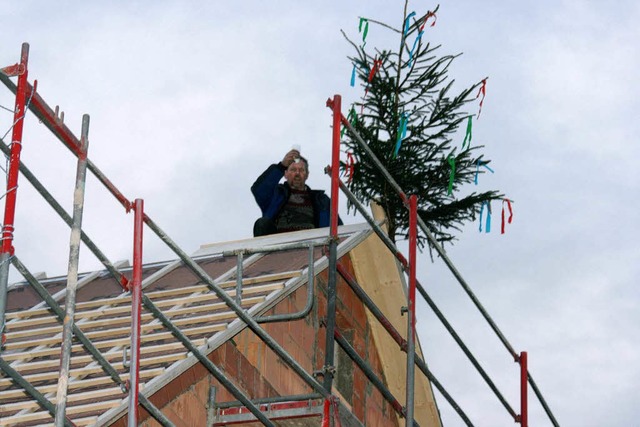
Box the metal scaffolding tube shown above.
[333,327,417,426]
[235,250,244,306]
[222,239,329,256]
[0,42,30,346]
[128,199,144,426]
[0,356,76,427]
[336,264,473,426]
[142,214,330,400]
[214,393,322,409]
[338,179,518,421]
[322,94,342,394]
[405,195,417,427]
[140,294,276,427]
[55,114,89,427]
[256,243,315,323]
[0,137,128,289]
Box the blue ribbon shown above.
[350,63,356,87]
[393,112,409,158]
[407,30,424,68]
[404,11,416,36]
[479,201,491,233]
[474,160,495,185]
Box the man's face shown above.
[284,160,308,190]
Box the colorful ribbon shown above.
[407,30,424,68]
[406,10,437,68]
[447,155,455,195]
[346,151,355,183]
[479,201,491,233]
[474,159,495,184]
[423,10,437,28]
[350,63,356,87]
[368,57,382,82]
[476,78,488,118]
[462,116,473,150]
[347,105,358,127]
[403,11,417,36]
[359,18,369,47]
[342,106,358,138]
[393,112,409,158]
[501,198,513,234]
[363,57,383,103]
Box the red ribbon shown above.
[367,57,382,83]
[421,10,437,30]
[346,152,355,183]
[501,198,513,234]
[363,57,382,108]
[476,78,487,118]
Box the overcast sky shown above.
[1,1,638,426]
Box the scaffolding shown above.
[0,43,560,426]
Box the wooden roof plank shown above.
[0,398,122,425]
[5,292,270,340]
[0,368,164,400]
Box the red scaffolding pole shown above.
[329,94,341,238]
[519,351,528,427]
[0,42,31,346]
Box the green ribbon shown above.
[342,106,358,138]
[447,155,455,195]
[462,116,472,150]
[359,18,369,47]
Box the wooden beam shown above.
[0,398,122,425]
[2,321,225,351]
[0,368,164,400]
[0,351,189,388]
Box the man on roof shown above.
[251,148,342,237]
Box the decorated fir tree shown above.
[341,4,503,247]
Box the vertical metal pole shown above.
[0,43,29,346]
[129,199,144,426]
[55,114,90,426]
[520,351,528,427]
[323,95,341,393]
[405,195,417,426]
[235,251,243,306]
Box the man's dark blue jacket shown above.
[251,163,341,228]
